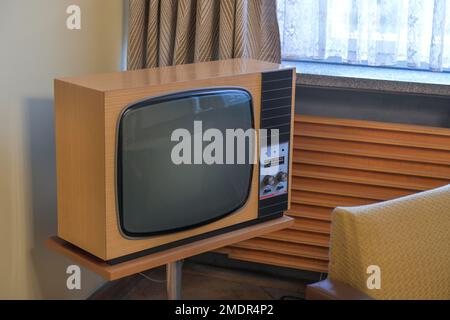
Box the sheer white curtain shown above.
[277,0,450,71]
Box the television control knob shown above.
[263,175,276,186]
[276,171,288,182]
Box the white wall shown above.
[0,0,124,299]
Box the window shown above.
[277,0,450,72]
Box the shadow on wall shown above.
[24,97,104,299]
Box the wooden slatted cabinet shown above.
[219,115,450,273]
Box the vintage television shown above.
[54,59,295,264]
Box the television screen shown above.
[118,89,254,237]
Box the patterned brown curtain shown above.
[127,0,281,70]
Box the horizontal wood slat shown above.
[297,114,450,136]
[294,136,450,165]
[232,238,330,260]
[293,150,450,179]
[261,229,330,247]
[227,248,329,273]
[220,115,450,274]
[292,176,412,201]
[293,163,447,191]
[290,217,331,234]
[295,122,450,151]
[288,204,332,221]
[291,190,376,207]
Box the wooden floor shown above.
[89,261,306,300]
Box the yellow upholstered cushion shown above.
[328,185,450,300]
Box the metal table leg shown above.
[166,260,183,300]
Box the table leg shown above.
[166,260,183,300]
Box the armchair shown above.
[306,185,450,300]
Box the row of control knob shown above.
[262,172,288,186]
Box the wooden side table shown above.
[47,216,293,300]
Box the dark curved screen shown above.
[118,89,254,237]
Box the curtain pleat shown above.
[195,0,220,62]
[146,0,161,68]
[158,0,177,66]
[174,0,196,65]
[127,0,281,70]
[218,0,236,60]
[127,0,148,69]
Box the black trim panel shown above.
[258,69,294,218]
[262,106,292,119]
[262,88,295,101]
[259,202,289,217]
[262,97,292,110]
[260,193,289,208]
[262,69,294,82]
[261,115,292,128]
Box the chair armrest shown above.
[306,279,374,300]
